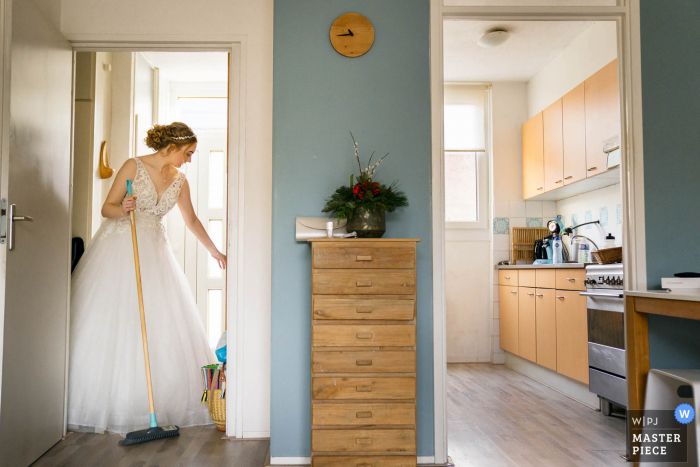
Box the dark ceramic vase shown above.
[346,207,386,238]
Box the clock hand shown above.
[337,29,354,37]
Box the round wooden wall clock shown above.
[330,13,375,58]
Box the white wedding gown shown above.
[68,158,215,434]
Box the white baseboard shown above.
[504,352,599,408]
[270,456,437,466]
[243,431,270,438]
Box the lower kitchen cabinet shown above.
[518,288,537,363]
[498,285,519,354]
[535,288,557,371]
[555,289,589,384]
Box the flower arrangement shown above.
[322,134,408,223]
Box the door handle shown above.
[356,332,373,339]
[356,281,372,287]
[536,294,544,297]
[564,176,573,180]
[356,307,373,313]
[537,187,544,191]
[356,255,372,261]
[511,291,517,294]
[588,166,598,171]
[555,180,563,184]
[527,292,534,296]
[356,411,373,418]
[556,296,565,300]
[356,359,373,366]
[8,203,34,251]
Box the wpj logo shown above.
[629,405,692,463]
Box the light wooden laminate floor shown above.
[32,425,269,467]
[447,363,626,467]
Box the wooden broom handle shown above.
[129,202,156,416]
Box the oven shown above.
[583,263,626,414]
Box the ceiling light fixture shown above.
[477,29,511,48]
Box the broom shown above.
[121,179,180,446]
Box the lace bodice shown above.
[99,158,186,240]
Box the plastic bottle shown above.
[552,236,563,264]
[604,233,616,249]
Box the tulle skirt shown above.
[67,218,216,434]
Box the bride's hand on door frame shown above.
[212,250,227,270]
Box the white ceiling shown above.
[141,52,229,83]
[443,21,594,82]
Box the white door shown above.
[167,132,227,347]
[0,1,73,465]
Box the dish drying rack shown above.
[511,227,549,265]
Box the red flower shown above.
[358,194,363,199]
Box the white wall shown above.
[527,21,618,118]
[133,53,154,158]
[60,0,274,437]
[91,52,112,239]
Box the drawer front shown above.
[312,429,416,454]
[313,325,415,348]
[519,269,536,287]
[498,270,518,287]
[314,298,414,320]
[556,269,586,291]
[313,402,415,426]
[313,244,415,269]
[313,456,416,467]
[313,271,415,295]
[536,269,556,289]
[312,377,415,400]
[313,350,416,373]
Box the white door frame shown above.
[70,36,247,439]
[430,1,646,463]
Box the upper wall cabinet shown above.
[562,83,587,185]
[522,112,544,199]
[523,59,620,200]
[543,99,564,192]
[585,59,620,177]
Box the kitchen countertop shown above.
[497,263,586,270]
[625,289,700,303]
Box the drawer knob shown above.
[403,283,408,287]
[566,278,576,281]
[536,294,544,297]
[315,310,326,316]
[356,255,372,261]
[527,292,534,296]
[356,281,372,287]
[556,296,565,300]
[356,307,373,314]
[356,385,372,392]
[504,276,510,279]
[356,438,372,445]
[356,411,373,418]
[356,332,373,340]
[356,359,373,366]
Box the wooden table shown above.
[625,290,700,413]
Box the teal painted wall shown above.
[271,0,433,458]
[640,0,700,368]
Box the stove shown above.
[583,263,626,414]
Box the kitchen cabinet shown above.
[555,289,589,384]
[518,288,537,363]
[498,285,519,355]
[522,113,544,199]
[585,59,620,178]
[522,59,620,199]
[499,267,588,384]
[562,83,587,185]
[543,99,564,192]
[535,288,557,372]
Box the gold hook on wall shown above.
[99,141,114,179]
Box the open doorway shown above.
[68,50,232,438]
[442,19,628,464]
[71,51,229,348]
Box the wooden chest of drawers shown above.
[309,239,420,467]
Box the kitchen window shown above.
[444,84,489,229]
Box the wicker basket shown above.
[591,246,622,265]
[511,227,550,264]
[207,389,226,432]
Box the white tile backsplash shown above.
[494,234,511,251]
[509,200,527,218]
[510,217,527,228]
[557,183,622,251]
[525,201,542,218]
[494,200,509,218]
[493,250,510,265]
[542,200,557,218]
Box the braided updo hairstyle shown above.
[144,122,197,151]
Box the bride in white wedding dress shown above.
[68,122,225,434]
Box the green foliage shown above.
[322,171,409,220]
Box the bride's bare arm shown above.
[177,179,227,270]
[102,159,138,219]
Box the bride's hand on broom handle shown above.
[122,196,137,217]
[211,250,227,270]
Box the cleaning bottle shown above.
[552,236,563,264]
[604,233,616,249]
